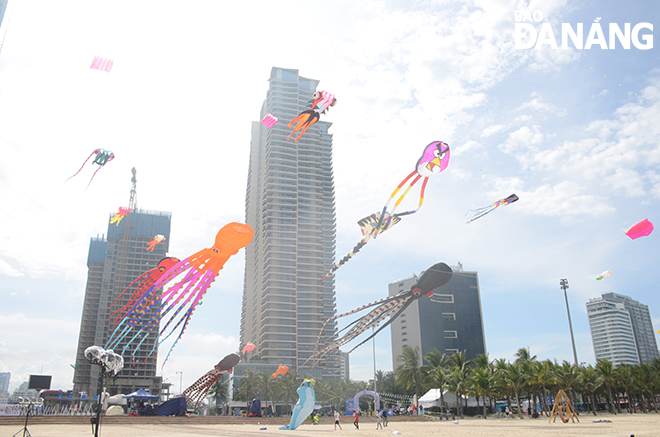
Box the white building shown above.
[586,297,640,366]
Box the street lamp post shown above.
[560,279,579,366]
[176,372,183,396]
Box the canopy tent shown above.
[158,397,187,416]
[418,389,478,409]
[123,388,159,400]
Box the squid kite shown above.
[146,235,166,252]
[625,218,654,240]
[307,262,453,367]
[182,352,241,411]
[272,363,289,379]
[65,148,115,188]
[90,55,114,72]
[105,222,254,367]
[466,194,519,224]
[323,141,450,280]
[287,90,336,143]
[110,207,131,226]
[596,270,611,281]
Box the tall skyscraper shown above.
[389,264,486,368]
[240,67,339,378]
[72,208,172,400]
[587,292,659,365]
[0,372,10,395]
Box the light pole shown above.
[372,327,378,414]
[176,372,183,396]
[560,279,579,366]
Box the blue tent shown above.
[158,397,187,416]
[123,388,159,400]
[248,399,262,417]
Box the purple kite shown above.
[625,219,654,240]
[260,114,278,128]
[90,56,114,72]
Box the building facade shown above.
[72,209,171,400]
[0,372,9,397]
[390,265,486,368]
[240,67,339,378]
[587,292,659,365]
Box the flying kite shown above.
[625,219,654,240]
[182,352,241,412]
[596,270,611,281]
[272,363,289,379]
[287,91,336,143]
[466,194,519,224]
[260,113,278,128]
[90,55,114,72]
[105,222,254,367]
[110,207,131,226]
[308,262,453,367]
[66,148,115,188]
[146,235,166,252]
[323,141,450,280]
[242,342,256,355]
[105,257,181,331]
[280,379,316,430]
[322,212,401,280]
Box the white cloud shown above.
[0,259,23,277]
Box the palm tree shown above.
[555,361,581,413]
[423,349,450,413]
[532,360,556,416]
[514,347,537,364]
[447,350,472,414]
[596,359,617,414]
[256,371,277,404]
[397,345,424,399]
[637,363,659,413]
[277,372,303,415]
[235,367,258,403]
[502,362,527,419]
[579,365,603,416]
[209,380,229,415]
[468,367,495,418]
[615,364,636,414]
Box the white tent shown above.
[418,389,478,409]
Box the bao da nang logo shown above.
[514,10,653,50]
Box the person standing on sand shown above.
[376,409,383,429]
[353,409,359,429]
[334,410,342,430]
[382,408,388,427]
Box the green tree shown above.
[209,379,229,415]
[397,345,424,399]
[467,366,495,418]
[235,367,258,403]
[596,360,617,414]
[502,362,527,419]
[579,365,602,416]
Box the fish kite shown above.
[280,379,316,430]
[466,194,519,224]
[272,363,289,379]
[307,262,453,368]
[110,207,131,226]
[625,219,654,240]
[105,222,254,367]
[65,148,115,188]
[90,56,114,72]
[146,235,166,252]
[323,141,449,280]
[287,90,336,143]
[242,342,256,355]
[260,114,278,128]
[182,352,241,412]
[595,270,611,281]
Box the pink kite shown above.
[90,56,114,72]
[242,342,256,354]
[260,114,278,128]
[625,219,654,240]
[146,235,166,252]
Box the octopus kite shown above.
[307,262,453,368]
[110,207,131,226]
[182,352,241,411]
[466,194,519,224]
[65,148,115,188]
[287,90,336,143]
[146,235,166,252]
[106,222,254,367]
[322,141,450,280]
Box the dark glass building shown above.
[389,265,486,367]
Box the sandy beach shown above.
[1,414,657,437]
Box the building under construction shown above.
[72,169,172,401]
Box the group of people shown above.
[333,408,390,430]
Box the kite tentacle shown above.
[65,150,98,182]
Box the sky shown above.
[0,0,659,395]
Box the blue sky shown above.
[0,0,658,394]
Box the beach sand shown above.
[0,414,657,437]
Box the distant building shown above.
[390,265,486,368]
[587,292,659,365]
[0,372,9,395]
[240,67,340,379]
[338,351,350,381]
[72,208,172,400]
[0,0,8,29]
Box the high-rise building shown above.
[389,265,486,368]
[587,292,659,365]
[0,0,8,29]
[240,67,339,378]
[0,372,9,395]
[72,208,172,400]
